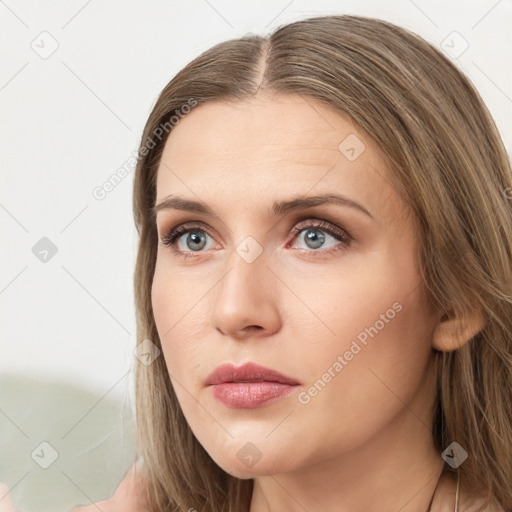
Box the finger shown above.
[0,483,14,512]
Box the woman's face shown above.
[151,94,439,478]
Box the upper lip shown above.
[205,362,300,386]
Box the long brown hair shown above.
[132,15,512,511]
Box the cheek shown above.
[277,246,420,352]
[151,263,187,371]
[151,255,205,336]
[291,271,434,450]
[151,261,210,384]
[285,247,434,414]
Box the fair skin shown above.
[0,94,485,512]
[149,94,483,512]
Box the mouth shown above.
[205,362,301,386]
[205,362,301,409]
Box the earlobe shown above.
[432,308,486,352]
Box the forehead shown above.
[159,94,371,170]
[155,94,408,222]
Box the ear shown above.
[432,307,486,352]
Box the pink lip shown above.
[205,362,301,409]
[205,362,300,386]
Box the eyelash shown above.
[159,219,353,260]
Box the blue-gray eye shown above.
[184,231,207,251]
[303,229,325,249]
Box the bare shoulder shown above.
[432,472,507,512]
[459,481,507,512]
[71,460,149,511]
[459,495,507,512]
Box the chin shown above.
[212,452,293,479]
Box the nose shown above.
[210,246,282,340]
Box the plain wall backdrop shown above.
[1,0,511,509]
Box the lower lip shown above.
[209,382,298,408]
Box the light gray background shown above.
[1,1,511,511]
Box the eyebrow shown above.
[153,193,374,221]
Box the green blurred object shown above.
[0,372,137,512]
